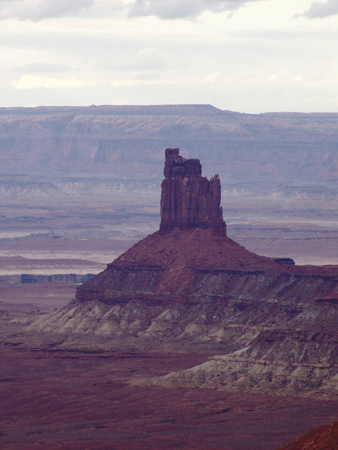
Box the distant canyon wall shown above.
[0,105,338,182]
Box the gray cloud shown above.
[128,0,263,20]
[300,0,338,19]
[0,0,264,21]
[0,0,95,21]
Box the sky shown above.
[0,0,337,113]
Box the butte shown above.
[33,148,338,398]
[76,148,278,306]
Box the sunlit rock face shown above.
[160,148,226,235]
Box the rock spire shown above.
[160,148,226,235]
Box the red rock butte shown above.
[76,149,286,305]
[160,148,226,235]
[76,148,338,307]
[24,148,338,408]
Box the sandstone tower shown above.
[160,148,226,235]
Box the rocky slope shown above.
[279,421,338,450]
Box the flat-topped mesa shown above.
[160,148,226,235]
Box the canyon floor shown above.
[2,186,338,449]
[2,340,338,450]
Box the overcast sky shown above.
[1,0,337,113]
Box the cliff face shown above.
[160,148,226,235]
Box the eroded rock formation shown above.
[30,148,338,399]
[160,148,226,235]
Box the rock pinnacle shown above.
[160,148,226,235]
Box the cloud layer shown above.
[0,0,95,21]
[302,0,338,19]
[2,0,337,22]
[128,0,263,19]
[0,0,337,112]
[0,0,266,21]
